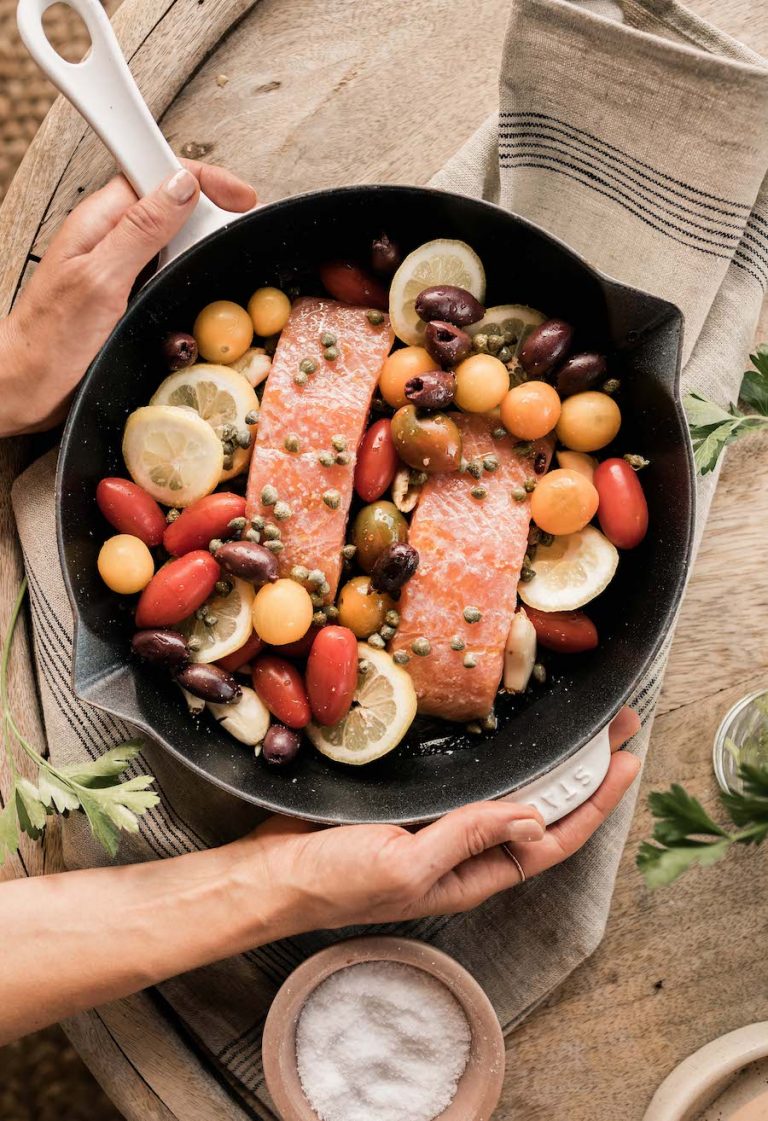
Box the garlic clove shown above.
[230,347,272,388]
[208,685,270,750]
[178,683,205,715]
[504,608,537,692]
[392,465,424,513]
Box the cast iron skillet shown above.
[56,184,694,824]
[18,0,694,825]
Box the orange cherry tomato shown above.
[306,626,359,726]
[525,607,598,653]
[135,550,220,628]
[96,478,166,547]
[252,655,311,728]
[354,420,399,503]
[379,347,435,409]
[215,630,264,673]
[163,492,247,556]
[500,382,561,440]
[529,469,599,536]
[319,261,389,310]
[593,458,649,549]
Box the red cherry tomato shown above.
[525,607,598,653]
[96,478,166,547]
[306,626,359,726]
[252,655,311,728]
[269,626,321,660]
[163,493,247,556]
[319,261,389,310]
[593,458,649,550]
[354,420,399,503]
[135,551,220,628]
[216,630,264,673]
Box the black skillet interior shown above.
[57,186,693,824]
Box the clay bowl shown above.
[262,936,505,1121]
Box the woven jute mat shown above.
[0,0,118,202]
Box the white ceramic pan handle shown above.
[499,724,612,824]
[17,0,231,265]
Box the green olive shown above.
[352,500,408,574]
[390,405,462,474]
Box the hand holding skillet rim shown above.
[96,235,648,766]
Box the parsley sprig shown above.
[0,579,159,866]
[685,343,768,475]
[637,761,768,888]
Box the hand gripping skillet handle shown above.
[499,725,612,825]
[17,0,231,265]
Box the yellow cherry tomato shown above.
[379,346,435,409]
[97,534,154,595]
[556,391,621,453]
[555,449,598,481]
[248,287,291,337]
[454,354,509,413]
[500,381,561,440]
[529,469,599,536]
[337,576,395,638]
[252,579,313,646]
[193,300,253,364]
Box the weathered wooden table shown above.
[1,1,767,1117]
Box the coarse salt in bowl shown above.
[262,937,505,1121]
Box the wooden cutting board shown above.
[0,1,767,1118]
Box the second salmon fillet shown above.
[390,416,551,721]
[246,298,393,599]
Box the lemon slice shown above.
[389,239,486,346]
[151,364,259,481]
[123,405,223,507]
[468,304,546,356]
[307,645,417,765]
[519,525,619,612]
[180,578,255,664]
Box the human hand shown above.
[239,707,642,936]
[0,161,257,437]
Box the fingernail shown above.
[165,169,197,203]
[508,819,545,843]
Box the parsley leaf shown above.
[638,760,768,888]
[685,345,768,475]
[1,580,159,866]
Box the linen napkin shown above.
[10,0,768,1114]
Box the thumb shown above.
[93,168,200,284]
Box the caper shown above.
[412,637,431,656]
[261,485,278,506]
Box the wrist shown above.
[0,310,59,436]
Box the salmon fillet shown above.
[246,298,394,599]
[390,416,552,721]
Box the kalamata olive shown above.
[371,232,402,276]
[132,629,189,667]
[405,370,456,410]
[214,541,279,585]
[262,723,302,766]
[390,405,463,474]
[353,501,408,574]
[370,542,420,594]
[175,663,242,704]
[424,321,472,367]
[555,352,607,398]
[162,331,198,370]
[519,318,573,379]
[415,286,484,328]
